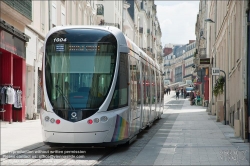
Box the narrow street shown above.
[1,91,249,165]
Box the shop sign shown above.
[199,58,210,65]
[0,29,25,59]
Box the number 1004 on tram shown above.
[40,26,164,146]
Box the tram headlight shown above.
[50,118,55,123]
[94,118,99,123]
[100,116,108,122]
[45,116,50,122]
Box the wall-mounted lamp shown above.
[205,18,215,23]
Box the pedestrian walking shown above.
[189,90,195,105]
[176,89,180,100]
[184,88,187,99]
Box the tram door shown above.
[141,62,150,128]
[129,56,141,136]
[149,67,156,122]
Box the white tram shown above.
[40,26,164,146]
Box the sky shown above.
[154,1,200,47]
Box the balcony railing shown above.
[3,0,32,20]
[96,4,104,15]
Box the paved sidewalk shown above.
[0,119,43,155]
[131,92,250,165]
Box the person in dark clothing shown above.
[189,90,195,105]
[176,89,180,100]
[184,88,187,99]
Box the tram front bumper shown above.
[43,130,109,144]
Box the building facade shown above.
[163,42,196,89]
[195,0,249,142]
[183,41,196,84]
[0,1,31,123]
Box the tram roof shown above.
[125,36,160,71]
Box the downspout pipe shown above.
[247,0,250,142]
[48,1,51,30]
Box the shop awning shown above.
[166,82,184,88]
[179,84,193,88]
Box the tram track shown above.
[90,147,118,166]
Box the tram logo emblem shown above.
[71,112,77,118]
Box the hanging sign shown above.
[212,68,220,76]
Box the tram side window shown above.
[145,63,150,105]
[151,68,156,104]
[108,53,128,110]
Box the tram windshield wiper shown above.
[55,85,75,110]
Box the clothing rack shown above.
[0,84,20,122]
[0,85,9,121]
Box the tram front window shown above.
[45,42,116,110]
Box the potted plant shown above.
[213,76,225,97]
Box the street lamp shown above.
[204,18,216,116]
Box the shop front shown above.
[0,19,29,123]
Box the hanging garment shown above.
[0,86,7,104]
[14,90,22,108]
[6,87,15,104]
